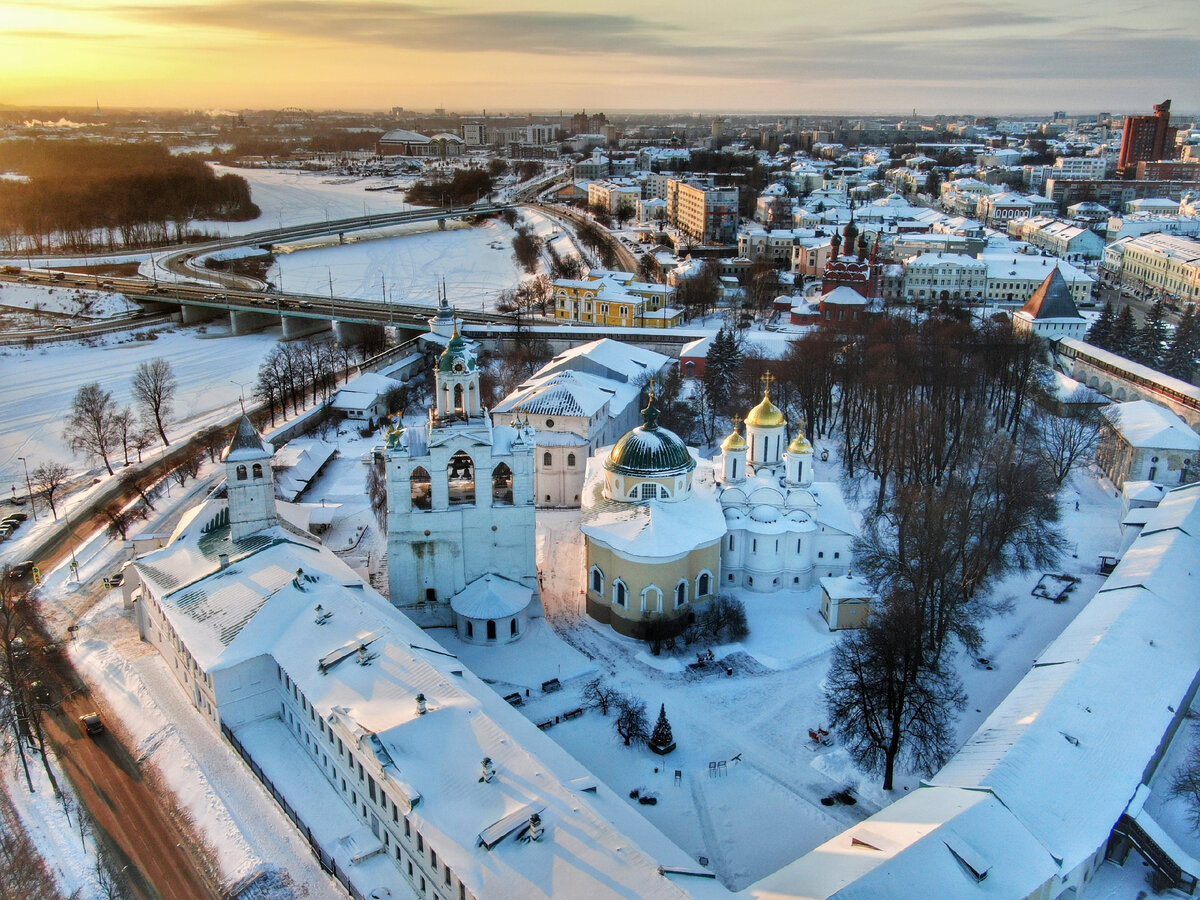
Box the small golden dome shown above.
[787,431,812,454]
[721,420,747,451]
[745,392,785,428]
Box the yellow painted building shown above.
[553,271,682,329]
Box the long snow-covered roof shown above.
[1103,400,1200,451]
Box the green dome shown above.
[604,394,695,477]
[438,329,476,373]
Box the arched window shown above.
[252,463,263,479]
[510,618,518,636]
[453,383,465,418]
[236,465,248,481]
[697,571,711,596]
[590,566,604,595]
[492,463,513,505]
[466,621,473,638]
[486,619,497,641]
[641,586,662,614]
[614,580,627,608]
[567,453,576,468]
[640,483,659,500]
[675,580,687,608]
[684,361,695,376]
[448,451,475,505]
[543,452,553,468]
[410,467,432,510]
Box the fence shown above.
[222,723,366,900]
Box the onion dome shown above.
[721,418,747,451]
[745,390,785,428]
[605,389,695,477]
[438,327,476,373]
[787,427,813,454]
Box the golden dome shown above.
[745,392,785,428]
[721,420,747,451]
[787,431,812,454]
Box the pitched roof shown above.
[1019,268,1082,320]
[223,415,271,462]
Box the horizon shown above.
[2,0,1197,115]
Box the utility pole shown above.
[17,457,36,522]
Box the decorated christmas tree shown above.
[649,703,676,755]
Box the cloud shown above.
[107,0,734,58]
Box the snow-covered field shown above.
[0,323,281,488]
[269,215,531,311]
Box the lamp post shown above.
[17,457,36,522]
[230,380,248,414]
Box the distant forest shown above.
[0,141,259,252]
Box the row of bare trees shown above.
[254,339,357,425]
[59,359,177,483]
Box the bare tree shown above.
[366,453,387,533]
[64,382,118,475]
[131,426,157,464]
[1170,724,1200,832]
[111,407,137,467]
[1031,394,1103,487]
[614,695,650,747]
[824,598,966,790]
[582,677,622,716]
[31,462,70,520]
[131,358,176,447]
[699,595,749,643]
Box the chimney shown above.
[416,693,427,715]
[218,553,229,570]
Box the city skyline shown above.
[2,0,1198,114]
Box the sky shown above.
[1,0,1198,115]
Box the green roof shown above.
[604,395,695,477]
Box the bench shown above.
[536,720,554,730]
[503,693,523,706]
[541,678,561,693]
[562,707,584,721]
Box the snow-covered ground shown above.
[268,215,532,312]
[0,323,283,489]
[0,281,135,323]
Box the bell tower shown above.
[222,416,277,541]
[435,328,483,421]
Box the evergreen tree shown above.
[650,704,674,751]
[1164,307,1200,381]
[1109,305,1138,358]
[1086,302,1116,350]
[702,327,742,431]
[1135,298,1168,367]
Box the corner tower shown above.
[222,416,277,541]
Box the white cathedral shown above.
[383,326,543,645]
[583,374,856,637]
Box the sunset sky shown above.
[1,0,1197,114]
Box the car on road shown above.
[53,325,71,332]
[7,513,27,522]
[79,713,104,736]
[7,560,35,579]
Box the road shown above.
[43,694,221,900]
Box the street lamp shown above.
[230,380,248,414]
[17,457,36,522]
[63,508,79,580]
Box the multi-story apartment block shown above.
[552,270,681,328]
[460,121,488,146]
[902,253,988,303]
[1103,233,1200,305]
[666,178,739,244]
[1118,100,1178,178]
[1007,216,1106,262]
[587,179,641,214]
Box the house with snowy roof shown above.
[1098,400,1200,488]
[330,372,405,428]
[375,128,464,158]
[491,339,671,507]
